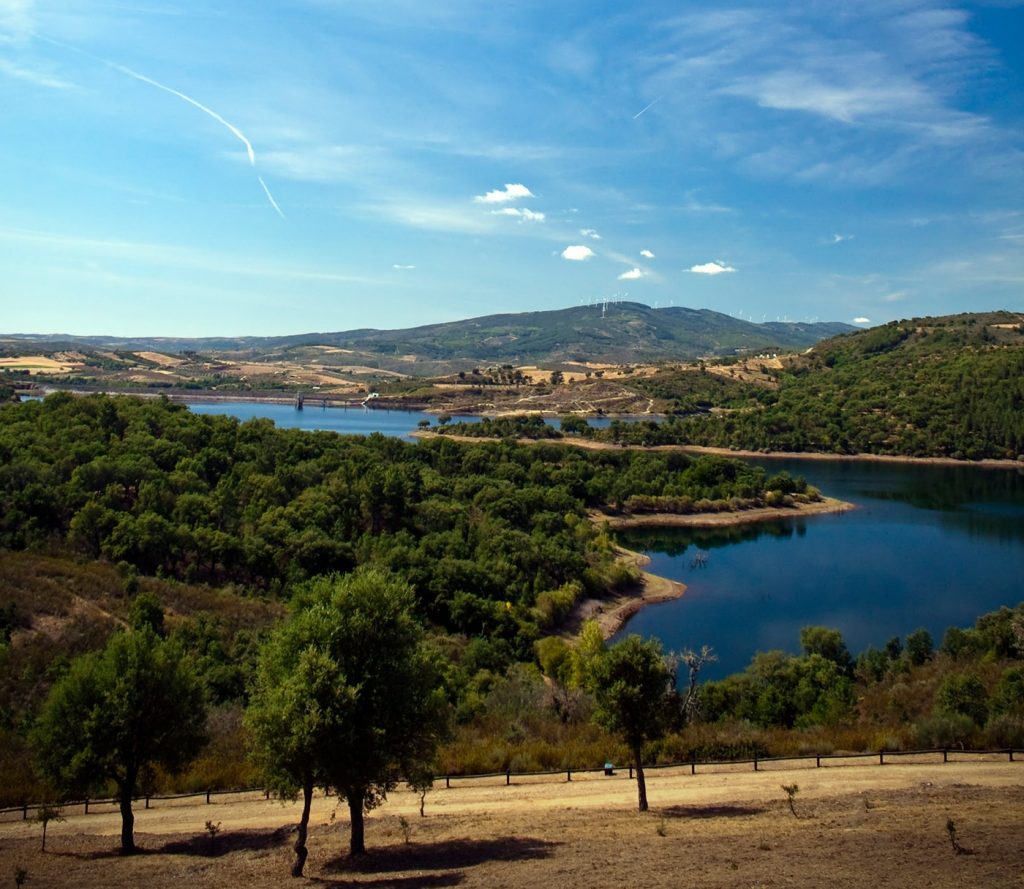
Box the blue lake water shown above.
[184,401,1024,678]
[187,401,441,441]
[185,401,610,440]
[613,459,1024,678]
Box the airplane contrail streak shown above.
[632,96,662,119]
[258,176,286,220]
[114,63,257,167]
[44,38,284,218]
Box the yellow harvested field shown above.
[135,352,185,367]
[0,356,77,374]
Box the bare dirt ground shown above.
[2,759,1021,888]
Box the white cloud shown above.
[0,0,32,44]
[393,264,415,270]
[618,268,645,280]
[474,183,534,204]
[853,317,871,324]
[580,228,602,240]
[689,261,735,275]
[829,233,853,244]
[0,56,73,89]
[640,249,655,258]
[493,207,545,221]
[561,245,595,261]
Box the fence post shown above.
[567,769,571,782]
[629,766,633,780]
[879,752,884,765]
[445,775,450,789]
[753,756,758,772]
[22,805,27,821]
[84,798,89,814]
[506,771,511,786]
[943,749,948,763]
[206,790,211,804]
[145,796,150,810]
[816,755,821,768]
[1009,749,1015,763]
[690,759,696,776]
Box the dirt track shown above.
[2,758,1021,888]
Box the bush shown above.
[984,713,1024,748]
[935,673,989,726]
[913,713,977,749]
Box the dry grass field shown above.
[2,759,1021,888]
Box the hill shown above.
[576,310,1024,460]
[1,303,853,371]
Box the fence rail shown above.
[1,746,1018,823]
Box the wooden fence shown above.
[1,746,1018,823]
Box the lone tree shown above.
[246,568,448,868]
[590,634,674,812]
[31,626,207,854]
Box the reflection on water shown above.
[614,459,1024,679]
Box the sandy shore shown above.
[417,430,1024,470]
[563,547,686,640]
[593,496,854,529]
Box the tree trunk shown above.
[291,778,314,877]
[117,784,136,854]
[633,747,648,813]
[347,791,366,856]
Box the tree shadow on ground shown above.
[309,873,465,889]
[156,825,294,857]
[322,835,559,876]
[659,804,763,819]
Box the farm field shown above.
[2,760,1020,888]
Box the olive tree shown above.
[31,627,207,854]
[246,568,448,868]
[590,634,674,812]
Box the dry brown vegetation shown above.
[2,761,1020,888]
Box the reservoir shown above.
[185,401,1024,678]
[613,459,1024,678]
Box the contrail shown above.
[112,62,284,219]
[258,176,286,219]
[42,37,284,218]
[632,96,662,120]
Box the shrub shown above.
[913,713,977,749]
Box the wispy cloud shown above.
[618,268,645,280]
[493,207,545,222]
[580,228,601,240]
[474,183,534,203]
[0,55,73,88]
[0,0,32,44]
[561,245,595,261]
[640,249,654,258]
[828,233,854,244]
[650,4,1000,186]
[853,317,871,324]
[393,263,415,270]
[689,261,735,275]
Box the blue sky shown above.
[1,0,1022,337]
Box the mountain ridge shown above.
[2,303,854,366]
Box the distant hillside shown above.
[608,311,1024,460]
[1,303,853,367]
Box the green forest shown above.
[1,392,1021,835]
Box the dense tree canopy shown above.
[31,626,207,853]
[246,569,448,860]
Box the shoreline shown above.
[592,495,854,529]
[416,430,1024,470]
[562,546,686,641]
